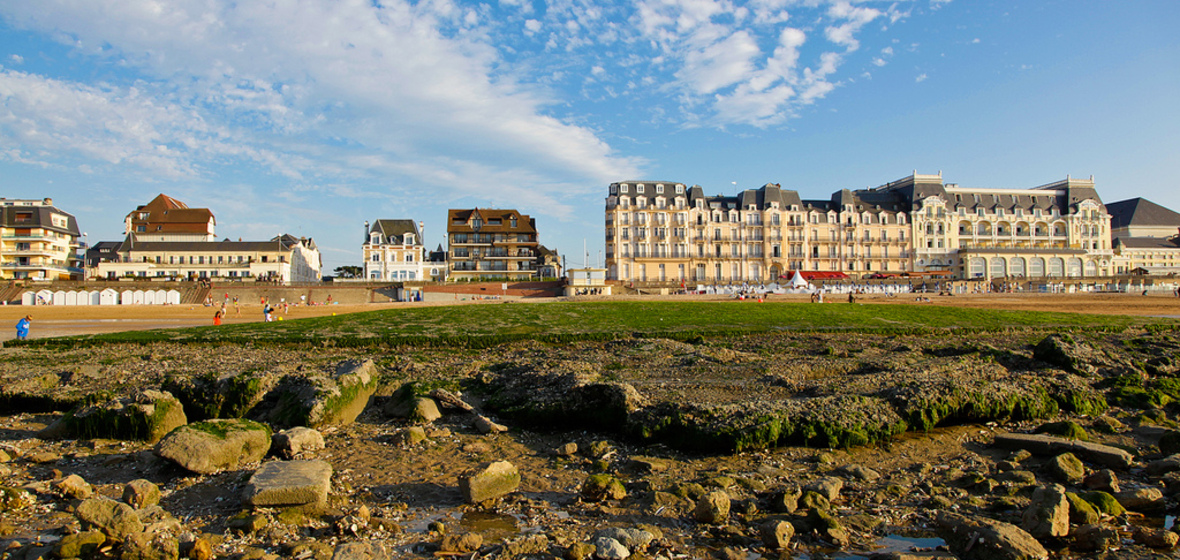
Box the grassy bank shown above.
[10,301,1170,349]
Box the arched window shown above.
[1010,257,1026,277]
[1067,257,1082,277]
[1030,257,1045,277]
[969,257,986,278]
[1048,257,1064,277]
[1084,261,1097,277]
[990,258,1006,278]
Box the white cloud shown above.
[0,0,643,214]
[8,54,22,64]
[824,1,880,52]
[872,58,886,67]
[915,73,928,82]
[524,19,542,33]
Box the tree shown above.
[334,265,363,279]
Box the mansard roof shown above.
[369,219,420,244]
[1107,198,1180,230]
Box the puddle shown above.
[458,511,520,541]
[800,534,947,560]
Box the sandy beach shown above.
[1,292,1178,341]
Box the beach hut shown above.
[154,290,168,304]
[120,290,135,305]
[143,290,156,305]
[65,291,78,306]
[35,289,53,305]
[21,292,34,306]
[88,291,101,305]
[76,291,92,306]
[52,290,67,306]
[166,290,181,305]
[101,289,119,305]
[132,290,145,304]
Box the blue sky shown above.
[1,0,1177,272]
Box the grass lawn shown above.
[17,300,1172,348]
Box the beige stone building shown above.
[363,219,426,281]
[0,198,83,281]
[606,173,1120,282]
[1107,198,1180,275]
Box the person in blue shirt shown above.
[15,315,31,340]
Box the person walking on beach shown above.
[213,309,223,326]
[15,315,30,340]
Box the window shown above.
[656,184,664,193]
[675,184,684,194]
[637,184,645,193]
[406,253,414,262]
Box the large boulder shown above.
[163,371,277,421]
[936,511,1048,560]
[271,427,325,459]
[242,460,333,507]
[155,419,272,474]
[257,359,379,429]
[1033,334,1100,374]
[459,461,520,504]
[46,390,186,443]
[383,383,442,423]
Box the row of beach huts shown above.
[20,289,183,306]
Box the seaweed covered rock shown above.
[383,383,442,423]
[581,474,626,502]
[75,498,143,542]
[459,460,520,504]
[1034,334,1101,375]
[163,370,278,421]
[155,419,272,474]
[482,362,645,432]
[45,390,186,443]
[253,359,378,429]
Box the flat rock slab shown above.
[242,460,332,507]
[936,511,1048,560]
[992,433,1133,469]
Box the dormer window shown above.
[510,218,517,228]
[405,234,415,245]
[656,184,664,193]
[637,184,645,194]
[610,185,618,195]
[620,184,629,193]
[370,233,382,245]
[473,217,482,229]
[675,185,684,194]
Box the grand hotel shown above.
[605,172,1179,283]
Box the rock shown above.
[565,542,595,560]
[429,388,476,412]
[121,531,179,560]
[1114,487,1164,512]
[383,384,441,423]
[1021,484,1069,538]
[260,359,378,429]
[1132,527,1179,548]
[581,474,626,502]
[1160,430,1180,456]
[799,490,830,511]
[459,460,520,504]
[594,528,652,551]
[1079,491,1125,516]
[242,460,333,507]
[1033,334,1098,374]
[53,531,105,558]
[592,537,628,560]
[501,535,549,557]
[1146,453,1180,475]
[770,487,801,513]
[439,533,483,553]
[75,498,144,542]
[395,426,427,446]
[0,486,35,512]
[807,508,850,547]
[805,476,843,501]
[555,443,578,456]
[474,415,508,434]
[137,505,182,534]
[992,433,1133,469]
[122,479,161,509]
[154,418,272,474]
[1034,420,1088,441]
[1090,416,1125,434]
[54,474,93,500]
[330,541,388,560]
[163,370,276,422]
[190,536,214,560]
[630,456,669,473]
[841,464,881,481]
[271,427,325,459]
[49,390,187,443]
[693,491,730,524]
[1071,524,1119,551]
[935,511,1048,560]
[228,513,269,533]
[760,520,794,550]
[1046,453,1085,484]
[26,451,61,463]
[1082,469,1119,493]
[1065,492,1100,525]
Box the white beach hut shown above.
[101,288,119,305]
[88,291,101,305]
[65,291,78,306]
[21,292,35,306]
[166,290,181,305]
[36,289,54,305]
[132,290,145,304]
[120,290,135,305]
[52,290,67,306]
[154,290,168,305]
[143,290,156,305]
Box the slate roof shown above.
[1107,198,1180,230]
[116,234,311,253]
[448,209,537,234]
[1114,236,1180,250]
[0,204,81,236]
[369,219,420,244]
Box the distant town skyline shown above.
[1,1,1177,271]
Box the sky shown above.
[1,0,1178,273]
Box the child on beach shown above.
[213,309,223,326]
[15,315,30,340]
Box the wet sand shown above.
[1,292,1178,341]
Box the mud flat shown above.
[1,301,1179,559]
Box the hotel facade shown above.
[605,172,1127,283]
[0,198,83,281]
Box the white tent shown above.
[787,271,811,289]
[101,289,119,305]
